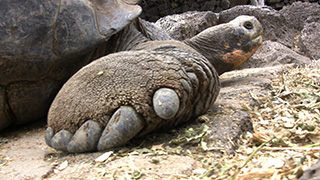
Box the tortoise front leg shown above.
[45,88,180,153]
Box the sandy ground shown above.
[0,121,52,179]
[0,65,281,180]
[1,64,319,180]
[0,118,211,179]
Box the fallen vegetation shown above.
[95,63,320,180]
[225,62,320,180]
[34,62,320,180]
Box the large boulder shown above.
[280,2,320,31]
[154,3,317,69]
[298,22,320,60]
[218,5,298,49]
[242,40,312,69]
[155,11,219,40]
[280,2,320,60]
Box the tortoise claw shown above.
[45,106,145,153]
[97,106,145,151]
[45,127,54,147]
[50,129,73,151]
[67,120,103,153]
[153,88,180,119]
[45,88,180,153]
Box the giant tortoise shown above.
[45,13,263,153]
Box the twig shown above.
[241,138,275,169]
[230,137,275,180]
[304,143,320,148]
[261,147,320,151]
[304,82,320,89]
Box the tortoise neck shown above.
[135,18,172,41]
[107,18,172,54]
[106,21,149,53]
[184,30,232,75]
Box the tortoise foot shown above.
[67,120,103,153]
[45,106,145,153]
[153,88,180,119]
[46,128,72,151]
[97,106,145,151]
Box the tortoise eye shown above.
[244,21,253,30]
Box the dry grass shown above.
[44,62,320,180]
[204,62,320,180]
[149,62,320,180]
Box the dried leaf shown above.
[97,70,104,76]
[95,151,113,163]
[56,160,68,171]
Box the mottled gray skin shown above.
[46,15,263,153]
[47,41,220,152]
[0,0,142,130]
[184,15,263,75]
[50,41,219,132]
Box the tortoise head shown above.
[185,15,263,75]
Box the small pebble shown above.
[56,160,68,171]
[266,158,284,169]
[192,169,207,175]
[95,151,113,163]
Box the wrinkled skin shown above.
[184,15,263,75]
[45,16,263,153]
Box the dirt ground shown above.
[1,64,319,180]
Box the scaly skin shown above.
[46,41,219,152]
[184,15,263,75]
[45,16,263,153]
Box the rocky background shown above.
[151,2,320,61]
[0,1,319,180]
[147,0,319,160]
[140,0,319,21]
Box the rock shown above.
[220,0,231,9]
[191,2,201,10]
[280,2,320,31]
[266,158,285,168]
[202,0,217,11]
[230,0,249,7]
[207,65,293,152]
[155,3,319,61]
[155,11,219,40]
[241,40,312,69]
[298,22,320,60]
[250,0,265,6]
[219,5,299,48]
[299,159,320,180]
[140,0,319,22]
[56,161,69,171]
[280,2,320,59]
[267,0,282,3]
